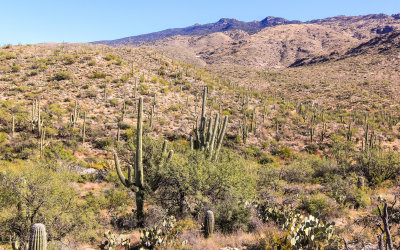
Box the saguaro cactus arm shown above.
[114,152,139,192]
[214,115,228,161]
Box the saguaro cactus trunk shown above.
[204,210,214,238]
[29,223,47,250]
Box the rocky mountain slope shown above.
[291,30,400,67]
[94,13,400,68]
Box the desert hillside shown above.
[0,13,400,250]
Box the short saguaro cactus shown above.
[204,210,215,238]
[29,223,47,250]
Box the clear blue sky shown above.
[1,0,399,45]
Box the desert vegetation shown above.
[0,39,399,250]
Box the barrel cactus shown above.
[204,210,214,238]
[29,223,47,250]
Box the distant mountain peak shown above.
[392,13,400,20]
[217,18,238,23]
[261,16,301,26]
[92,16,301,46]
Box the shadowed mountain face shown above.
[290,31,400,67]
[93,13,400,68]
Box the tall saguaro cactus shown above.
[192,87,229,160]
[82,111,86,143]
[29,223,47,250]
[114,96,173,226]
[11,115,15,138]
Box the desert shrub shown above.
[330,135,355,173]
[28,70,38,76]
[157,148,256,223]
[358,148,400,186]
[304,143,318,154]
[121,74,130,83]
[139,84,149,95]
[101,186,134,225]
[118,122,131,130]
[0,132,7,144]
[109,98,118,107]
[89,71,107,79]
[270,142,294,159]
[0,162,99,245]
[94,137,115,149]
[85,88,97,98]
[284,157,315,183]
[53,71,72,81]
[46,103,65,120]
[4,53,17,59]
[299,193,339,219]
[168,104,180,111]
[62,54,75,65]
[41,144,77,171]
[115,136,256,232]
[11,64,21,72]
[160,87,169,94]
[104,53,118,61]
[284,155,338,183]
[214,197,251,233]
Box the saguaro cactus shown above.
[204,210,214,238]
[82,111,86,143]
[72,101,79,128]
[122,100,126,122]
[114,96,173,226]
[29,223,47,250]
[192,87,229,160]
[11,115,15,137]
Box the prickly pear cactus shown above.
[28,223,47,250]
[204,210,214,238]
[286,214,335,248]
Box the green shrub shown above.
[0,162,99,245]
[120,73,130,83]
[89,71,107,79]
[214,198,250,233]
[62,54,75,65]
[53,71,72,81]
[358,148,400,186]
[11,64,21,72]
[160,87,169,94]
[109,98,118,107]
[300,193,339,219]
[94,138,115,149]
[104,53,118,61]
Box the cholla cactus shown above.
[204,210,214,238]
[28,223,47,250]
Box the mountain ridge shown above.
[93,13,400,68]
[92,16,301,46]
[92,13,400,46]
